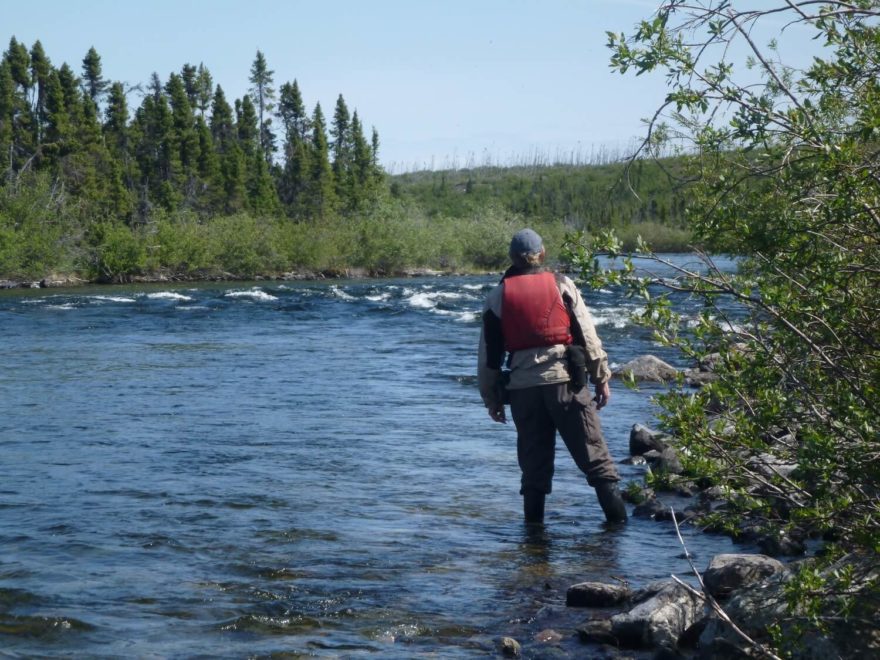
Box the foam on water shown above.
[590,307,636,329]
[224,288,278,302]
[146,292,194,302]
[91,295,137,304]
[329,286,355,301]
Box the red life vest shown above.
[501,271,573,352]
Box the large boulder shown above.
[629,423,670,455]
[702,554,787,599]
[610,579,704,649]
[698,572,839,659]
[614,355,680,383]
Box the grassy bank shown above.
[1,167,695,285]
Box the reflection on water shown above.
[0,264,751,656]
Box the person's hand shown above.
[487,403,507,424]
[593,381,611,410]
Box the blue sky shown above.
[4,0,820,172]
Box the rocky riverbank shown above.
[0,266,460,290]
[499,352,878,659]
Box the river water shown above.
[0,256,749,657]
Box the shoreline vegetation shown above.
[0,38,692,288]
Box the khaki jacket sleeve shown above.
[559,276,612,384]
[477,285,504,407]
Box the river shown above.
[0,256,750,657]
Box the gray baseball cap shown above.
[509,228,544,258]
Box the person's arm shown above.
[560,277,612,408]
[478,287,507,423]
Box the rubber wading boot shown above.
[595,481,628,524]
[523,490,546,524]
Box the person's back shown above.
[477,228,627,525]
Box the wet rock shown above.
[566,581,632,607]
[615,355,680,383]
[757,532,806,557]
[633,498,668,520]
[642,449,662,462]
[576,618,617,645]
[698,572,825,659]
[610,580,704,650]
[499,636,521,657]
[702,554,787,599]
[700,485,727,501]
[655,447,684,475]
[622,484,653,505]
[629,424,671,455]
[631,580,671,604]
[746,452,798,479]
[683,368,718,387]
[534,628,564,644]
[674,481,699,498]
[620,455,648,466]
[702,558,880,659]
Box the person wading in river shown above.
[477,228,627,525]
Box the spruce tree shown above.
[305,102,335,219]
[210,86,245,213]
[330,94,350,188]
[41,69,69,165]
[103,81,128,156]
[166,73,200,181]
[236,94,278,215]
[29,41,51,145]
[277,80,311,215]
[248,50,275,164]
[349,110,373,210]
[180,63,198,109]
[194,63,213,118]
[6,37,31,91]
[81,46,107,103]
[0,61,14,176]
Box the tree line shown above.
[0,37,383,224]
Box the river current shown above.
[0,256,749,657]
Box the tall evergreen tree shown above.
[6,37,31,91]
[370,126,380,169]
[0,61,14,176]
[277,80,308,143]
[4,38,34,171]
[103,81,128,156]
[210,85,245,213]
[304,102,335,219]
[349,110,373,209]
[180,63,198,109]
[29,40,51,145]
[81,46,107,103]
[277,80,311,214]
[236,93,278,214]
[330,93,350,180]
[166,73,200,178]
[194,63,213,118]
[248,50,275,164]
[41,69,69,164]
